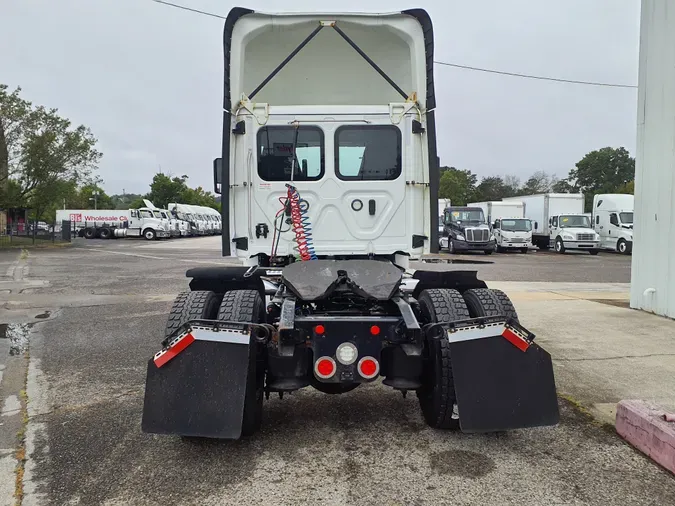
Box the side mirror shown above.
[493,221,498,228]
[301,159,308,174]
[534,221,538,230]
[213,158,223,195]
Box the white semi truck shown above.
[141,8,559,440]
[468,201,532,253]
[56,208,171,240]
[592,194,634,254]
[502,193,600,254]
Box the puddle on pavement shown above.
[421,258,494,265]
[35,311,51,319]
[0,322,33,355]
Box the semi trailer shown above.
[56,208,171,240]
[141,8,559,440]
[468,200,531,253]
[502,193,600,253]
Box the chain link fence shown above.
[0,219,72,248]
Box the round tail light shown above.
[314,356,336,379]
[358,356,379,379]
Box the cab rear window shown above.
[257,126,324,182]
[335,125,401,181]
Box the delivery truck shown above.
[502,193,600,254]
[469,201,531,253]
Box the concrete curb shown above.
[616,400,675,474]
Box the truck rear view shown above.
[141,8,559,440]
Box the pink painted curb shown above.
[616,400,675,475]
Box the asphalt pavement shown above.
[1,239,673,505]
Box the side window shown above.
[335,125,401,181]
[139,210,153,218]
[257,126,324,182]
[610,213,619,226]
[552,216,558,227]
[130,210,138,218]
[494,220,500,229]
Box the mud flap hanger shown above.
[425,315,536,352]
[245,20,416,104]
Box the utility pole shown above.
[89,191,99,210]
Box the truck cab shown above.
[592,194,634,254]
[549,214,600,255]
[492,218,532,253]
[128,208,171,240]
[440,207,495,255]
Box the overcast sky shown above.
[2,0,640,195]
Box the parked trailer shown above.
[592,194,634,254]
[141,8,559,440]
[468,201,531,253]
[56,208,171,240]
[502,193,599,254]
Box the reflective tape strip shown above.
[190,327,251,345]
[446,323,531,352]
[154,332,195,368]
[446,323,507,343]
[501,327,530,352]
[152,326,251,368]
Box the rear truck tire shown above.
[484,249,493,255]
[143,228,157,241]
[589,249,600,256]
[521,248,529,254]
[496,245,503,253]
[99,227,112,240]
[463,288,519,323]
[617,239,630,255]
[416,289,470,430]
[555,237,565,254]
[217,289,265,437]
[83,227,95,239]
[165,290,221,338]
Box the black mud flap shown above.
[141,339,250,439]
[450,337,559,432]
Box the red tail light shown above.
[370,325,381,336]
[314,356,336,379]
[358,356,379,379]
[314,324,325,335]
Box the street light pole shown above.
[89,191,99,210]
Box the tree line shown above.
[0,85,219,222]
[440,146,635,212]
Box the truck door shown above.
[250,121,410,256]
[549,216,559,246]
[607,213,620,248]
[493,219,502,245]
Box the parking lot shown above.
[1,238,674,506]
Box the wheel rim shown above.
[619,241,626,253]
[556,241,561,252]
[146,231,153,239]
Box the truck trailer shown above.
[141,8,559,440]
[502,193,600,253]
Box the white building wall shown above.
[630,0,675,318]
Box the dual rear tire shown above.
[416,288,518,430]
[165,289,265,438]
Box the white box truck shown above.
[592,194,633,254]
[502,193,600,254]
[469,201,532,253]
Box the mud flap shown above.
[141,339,250,439]
[449,336,559,432]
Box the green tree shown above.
[474,176,520,202]
[439,166,477,205]
[519,171,558,195]
[0,84,102,218]
[75,183,114,210]
[568,147,635,210]
[110,193,142,210]
[144,172,219,210]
